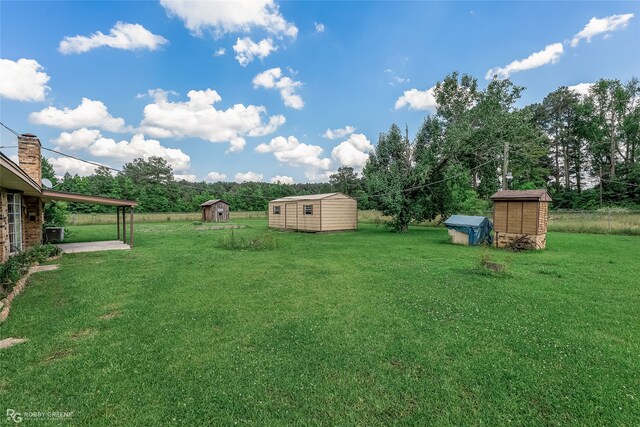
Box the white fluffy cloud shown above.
[59,22,168,54]
[253,68,303,109]
[235,171,264,182]
[30,98,129,132]
[52,128,101,151]
[204,171,227,182]
[314,22,325,33]
[323,125,355,139]
[87,134,190,171]
[305,169,334,183]
[0,58,50,102]
[395,86,437,111]
[50,127,189,171]
[486,43,564,79]
[214,48,226,56]
[270,175,294,184]
[256,136,331,170]
[48,157,100,177]
[233,37,277,66]
[160,0,297,38]
[174,174,198,182]
[139,88,285,152]
[331,134,373,171]
[568,83,594,97]
[571,14,634,47]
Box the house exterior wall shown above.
[1,135,45,263]
[320,196,357,231]
[22,195,43,249]
[0,188,8,263]
[0,191,43,263]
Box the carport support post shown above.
[116,207,120,240]
[129,207,134,248]
[122,207,126,243]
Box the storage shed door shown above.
[285,203,297,229]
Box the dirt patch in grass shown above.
[41,349,72,364]
[0,337,28,349]
[68,329,97,340]
[389,359,404,369]
[100,311,120,320]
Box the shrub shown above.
[474,245,509,277]
[218,229,277,251]
[44,201,69,228]
[0,244,61,298]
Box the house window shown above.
[303,205,313,215]
[273,206,281,215]
[7,193,22,253]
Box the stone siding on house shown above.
[0,188,8,263]
[22,195,43,250]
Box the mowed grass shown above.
[1,221,639,425]
[68,209,640,235]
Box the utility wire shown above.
[0,121,20,137]
[40,147,122,172]
[3,118,636,194]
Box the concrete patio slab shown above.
[55,241,131,254]
[0,337,28,349]
[31,265,59,273]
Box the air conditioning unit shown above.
[45,227,65,243]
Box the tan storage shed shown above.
[491,190,552,250]
[200,199,229,222]
[268,193,357,232]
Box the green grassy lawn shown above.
[1,221,639,425]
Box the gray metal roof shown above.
[444,215,490,227]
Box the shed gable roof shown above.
[200,199,228,207]
[270,192,353,203]
[491,190,552,202]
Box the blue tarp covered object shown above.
[444,215,493,245]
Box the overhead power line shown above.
[0,121,20,137]
[40,147,122,172]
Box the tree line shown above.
[363,73,639,230]
[42,156,341,214]
[42,72,639,230]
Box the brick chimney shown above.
[17,133,42,186]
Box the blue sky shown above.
[1,1,638,184]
